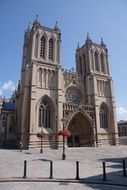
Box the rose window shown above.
[65,89,81,104]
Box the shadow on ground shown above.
[78,157,127,190]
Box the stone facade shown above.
[16,17,118,148]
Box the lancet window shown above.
[40,36,46,59]
[48,38,54,61]
[99,103,108,128]
[39,97,52,128]
[100,53,105,73]
[94,52,99,72]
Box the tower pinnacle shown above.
[101,38,106,47]
[85,33,92,44]
[33,14,40,27]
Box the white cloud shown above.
[116,107,127,121]
[1,80,16,91]
[0,80,17,98]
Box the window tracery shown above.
[94,52,99,72]
[40,36,46,59]
[48,38,54,61]
[39,97,52,128]
[100,53,105,73]
[99,104,108,128]
[65,89,81,104]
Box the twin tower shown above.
[16,17,118,148]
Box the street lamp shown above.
[58,118,71,160]
[37,130,45,153]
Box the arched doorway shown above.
[67,112,94,147]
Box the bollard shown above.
[102,162,107,181]
[49,161,53,179]
[23,160,27,178]
[75,161,80,180]
[122,159,126,177]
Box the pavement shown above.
[0,146,127,189]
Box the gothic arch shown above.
[42,32,48,39]
[67,107,93,128]
[36,95,55,131]
[67,110,94,147]
[40,35,46,59]
[100,52,105,73]
[90,49,94,71]
[99,102,109,129]
[48,37,54,61]
[94,51,100,72]
[99,102,108,113]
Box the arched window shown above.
[48,38,54,61]
[94,52,99,72]
[99,103,108,128]
[38,97,53,128]
[100,53,105,73]
[40,36,46,59]
[34,33,39,58]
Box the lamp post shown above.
[58,118,71,160]
[37,130,45,154]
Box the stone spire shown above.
[54,21,59,30]
[85,33,92,44]
[101,38,106,47]
[77,42,80,49]
[33,14,40,27]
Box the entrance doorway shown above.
[68,135,80,147]
[67,112,94,147]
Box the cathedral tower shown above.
[17,16,62,148]
[75,34,118,145]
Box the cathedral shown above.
[16,16,118,149]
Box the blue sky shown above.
[0,0,127,121]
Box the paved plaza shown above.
[0,146,127,189]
